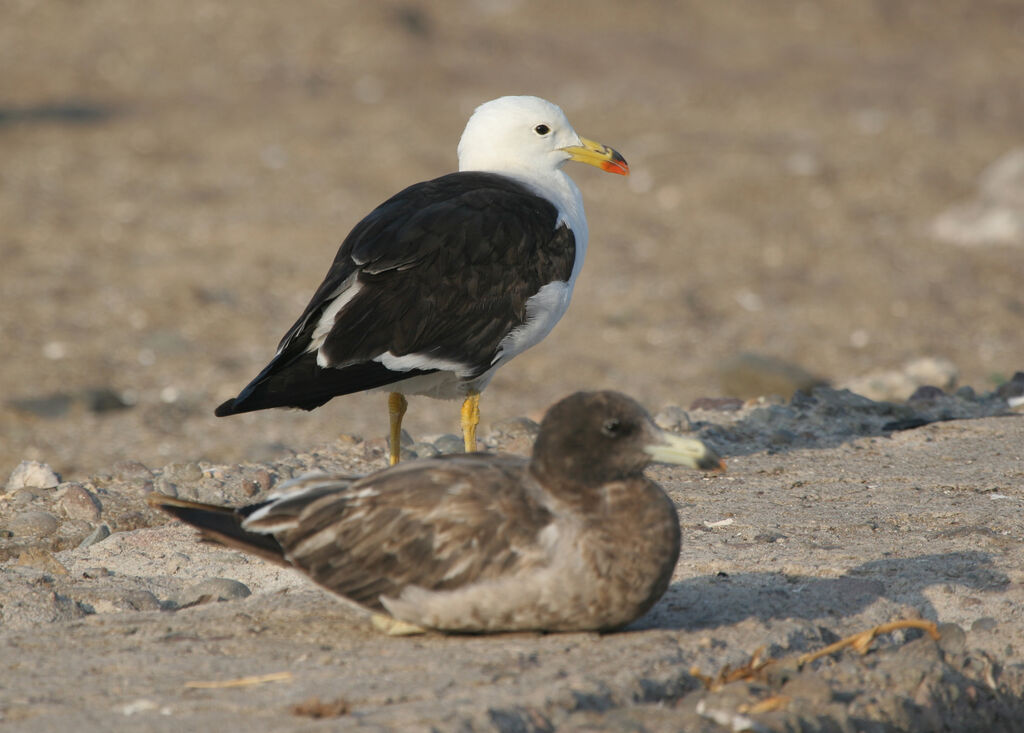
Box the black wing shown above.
[217,172,575,416]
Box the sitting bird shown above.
[152,391,723,634]
[214,96,629,464]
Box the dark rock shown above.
[937,622,967,656]
[908,385,946,402]
[58,484,102,522]
[77,524,111,549]
[971,617,998,633]
[10,511,60,538]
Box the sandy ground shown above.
[3,1,1024,730]
[2,395,1024,730]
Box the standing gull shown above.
[152,391,723,634]
[215,96,629,464]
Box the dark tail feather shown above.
[215,351,435,417]
[147,494,287,565]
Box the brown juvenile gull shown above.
[214,96,629,465]
[151,391,723,634]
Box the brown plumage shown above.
[150,391,723,633]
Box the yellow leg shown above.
[387,392,408,466]
[460,390,481,453]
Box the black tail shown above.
[215,351,434,416]
[147,494,287,565]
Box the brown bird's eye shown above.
[534,124,551,136]
[602,418,621,437]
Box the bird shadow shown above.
[0,100,120,127]
[632,550,1008,633]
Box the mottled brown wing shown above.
[268,455,555,610]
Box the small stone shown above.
[654,406,688,431]
[251,468,274,494]
[432,433,465,455]
[58,484,103,522]
[16,548,69,575]
[908,385,946,402]
[489,417,540,454]
[78,524,111,549]
[172,578,252,609]
[971,617,998,633]
[153,477,178,497]
[937,622,967,656]
[6,460,61,490]
[954,385,977,400]
[162,462,203,483]
[10,510,60,538]
[408,442,439,459]
[11,488,45,506]
[113,460,153,481]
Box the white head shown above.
[457,96,628,179]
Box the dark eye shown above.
[602,418,621,437]
[534,124,551,136]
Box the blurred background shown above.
[2,0,1023,479]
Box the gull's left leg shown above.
[387,392,408,465]
[460,390,481,453]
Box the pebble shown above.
[971,617,998,633]
[172,577,252,608]
[6,460,61,490]
[161,462,203,483]
[112,460,153,481]
[58,484,103,522]
[653,405,689,431]
[432,433,465,455]
[10,510,60,538]
[937,622,967,656]
[488,417,540,454]
[16,548,69,575]
[78,524,111,549]
[154,477,178,498]
[11,488,46,506]
[408,442,440,459]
